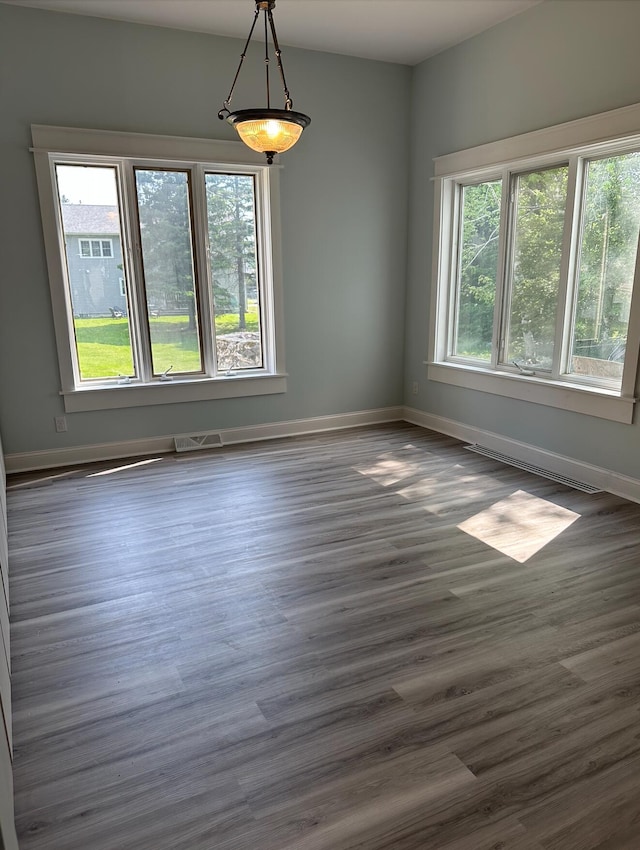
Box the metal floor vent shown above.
[174,432,223,453]
[464,444,602,493]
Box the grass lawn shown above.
[74,313,259,379]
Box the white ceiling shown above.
[2,0,543,65]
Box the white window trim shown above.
[428,101,640,425]
[32,125,287,412]
[79,237,114,258]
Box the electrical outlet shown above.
[412,382,419,395]
[54,416,67,433]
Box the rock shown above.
[216,332,262,371]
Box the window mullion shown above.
[191,164,217,377]
[256,168,278,373]
[553,155,582,379]
[621,227,640,399]
[120,161,153,382]
[428,176,453,365]
[496,171,517,369]
[447,183,463,359]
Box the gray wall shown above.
[0,3,410,454]
[406,0,640,480]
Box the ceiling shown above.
[2,0,543,65]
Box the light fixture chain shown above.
[218,0,310,164]
[267,8,293,110]
[218,7,260,117]
[264,5,271,109]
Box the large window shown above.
[429,103,640,424]
[33,126,285,412]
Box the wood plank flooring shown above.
[7,423,640,849]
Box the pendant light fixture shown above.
[218,0,310,164]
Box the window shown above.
[429,102,640,424]
[79,238,113,258]
[32,126,286,412]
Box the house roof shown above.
[61,204,120,235]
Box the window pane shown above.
[135,169,202,376]
[101,240,112,257]
[55,164,135,381]
[205,173,263,371]
[505,166,568,370]
[453,180,502,360]
[569,152,640,384]
[90,240,101,257]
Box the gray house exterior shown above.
[61,204,126,317]
[61,203,260,318]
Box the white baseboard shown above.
[403,406,640,505]
[4,407,404,474]
[7,404,640,505]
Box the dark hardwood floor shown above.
[7,423,640,849]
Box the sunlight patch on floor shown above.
[87,457,163,477]
[457,489,580,563]
[356,448,508,508]
[397,466,497,506]
[353,455,421,487]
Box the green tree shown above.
[135,169,197,328]
[456,180,502,359]
[573,153,640,356]
[507,166,568,366]
[206,174,257,331]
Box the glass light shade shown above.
[237,118,302,154]
[227,109,310,161]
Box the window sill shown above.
[62,373,287,413]
[426,361,635,424]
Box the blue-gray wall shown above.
[406,0,640,480]
[0,3,410,454]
